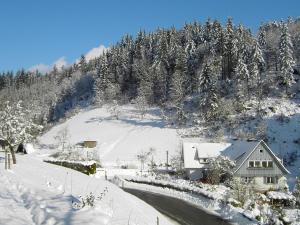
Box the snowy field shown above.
[38,105,179,167]
[0,152,174,225]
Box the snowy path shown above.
[0,173,34,225]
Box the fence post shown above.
[5,150,7,170]
[8,153,11,169]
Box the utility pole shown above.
[8,153,11,169]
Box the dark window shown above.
[249,161,254,167]
[268,161,273,168]
[262,161,267,168]
[266,177,277,184]
[259,149,263,153]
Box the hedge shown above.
[44,160,97,175]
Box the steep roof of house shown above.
[182,139,290,174]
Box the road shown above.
[124,188,232,225]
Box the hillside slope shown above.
[38,105,179,167]
[38,98,300,188]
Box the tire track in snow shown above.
[99,128,136,159]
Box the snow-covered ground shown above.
[0,153,174,225]
[38,105,179,167]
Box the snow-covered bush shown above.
[108,100,121,119]
[206,155,235,184]
[227,178,255,207]
[73,187,108,209]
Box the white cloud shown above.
[28,63,51,74]
[84,44,107,61]
[29,56,68,74]
[53,57,67,69]
[29,44,107,74]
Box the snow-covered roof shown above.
[183,142,231,168]
[267,191,296,200]
[183,139,259,169]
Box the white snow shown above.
[267,191,296,200]
[38,105,179,167]
[24,143,35,154]
[0,153,174,225]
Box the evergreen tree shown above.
[279,23,295,94]
[249,40,265,115]
[170,46,188,123]
[79,55,88,74]
[235,57,249,97]
[199,62,219,121]
[294,172,300,207]
[223,18,238,80]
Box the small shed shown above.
[84,141,97,148]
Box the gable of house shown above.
[234,141,289,176]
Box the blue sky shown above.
[0,0,299,72]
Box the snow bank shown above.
[0,153,174,225]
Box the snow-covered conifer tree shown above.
[170,46,188,123]
[279,23,295,93]
[294,172,300,206]
[199,62,219,121]
[235,57,249,101]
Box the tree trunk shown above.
[9,145,17,164]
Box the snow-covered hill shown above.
[0,153,174,225]
[38,99,300,188]
[38,105,179,167]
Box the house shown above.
[83,141,97,148]
[183,139,289,192]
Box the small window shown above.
[265,177,277,184]
[259,149,263,153]
[267,161,273,168]
[262,161,267,168]
[254,161,261,167]
[249,161,254,167]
